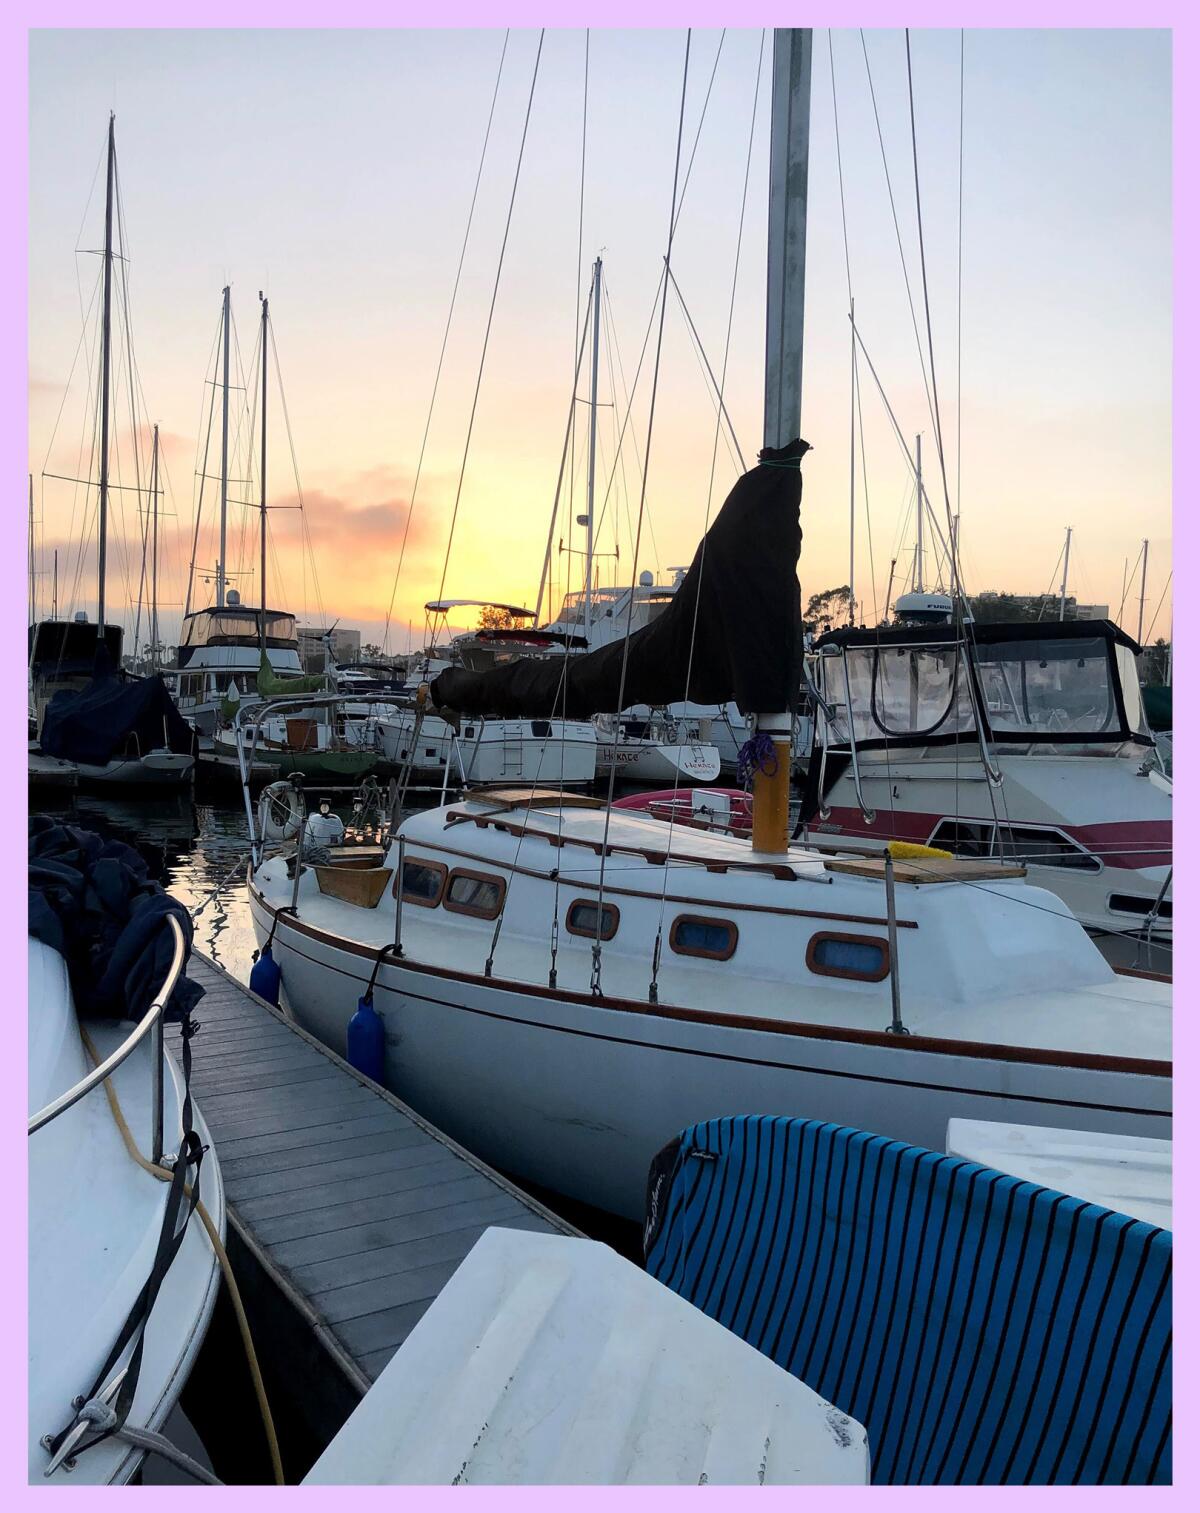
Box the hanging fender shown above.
[258,780,304,845]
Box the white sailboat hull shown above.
[74,749,195,788]
[248,886,1169,1222]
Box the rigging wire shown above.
[381,30,511,655]
[434,30,546,608]
[591,28,692,996]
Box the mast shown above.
[218,284,231,609]
[583,256,602,641]
[848,297,856,625]
[1058,525,1072,621]
[755,26,812,856]
[1137,537,1149,645]
[97,113,116,633]
[150,424,160,671]
[53,550,58,621]
[28,474,35,624]
[259,292,269,659]
[914,434,924,593]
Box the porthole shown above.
[392,857,447,907]
[443,868,506,920]
[669,915,738,961]
[806,931,890,982]
[565,899,619,941]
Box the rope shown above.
[434,30,545,608]
[78,1024,285,1485]
[74,1403,221,1485]
[736,731,779,785]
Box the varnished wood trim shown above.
[390,856,448,908]
[1113,964,1172,984]
[248,879,1169,1078]
[805,930,891,983]
[669,914,739,962]
[407,833,921,930]
[443,867,506,921]
[564,899,620,942]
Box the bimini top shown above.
[814,618,1143,655]
[425,600,536,619]
[812,618,1152,750]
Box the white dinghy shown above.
[28,923,224,1483]
[304,1226,869,1484]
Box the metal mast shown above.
[1058,526,1072,621]
[583,256,602,641]
[259,293,269,660]
[217,284,231,609]
[763,29,811,450]
[150,424,160,670]
[28,474,35,624]
[755,27,812,856]
[97,113,116,633]
[1137,538,1149,645]
[914,434,925,593]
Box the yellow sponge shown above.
[886,840,954,861]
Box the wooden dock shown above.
[167,950,576,1463]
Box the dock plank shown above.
[176,951,575,1392]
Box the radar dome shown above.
[638,570,654,588]
[226,588,241,606]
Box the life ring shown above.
[258,780,304,845]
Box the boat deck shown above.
[167,951,576,1391]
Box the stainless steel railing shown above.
[27,914,186,1164]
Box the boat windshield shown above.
[180,609,298,647]
[829,633,1148,745]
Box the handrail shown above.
[28,914,186,1146]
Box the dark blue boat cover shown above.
[29,816,202,1022]
[40,671,195,766]
[644,1116,1171,1485]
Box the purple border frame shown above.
[5,3,1191,1501]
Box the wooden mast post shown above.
[754,27,812,856]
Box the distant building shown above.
[970,592,1110,623]
[297,624,361,673]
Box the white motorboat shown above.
[376,707,597,787]
[806,618,1172,974]
[304,1226,869,1485]
[946,1117,1171,1229]
[594,710,721,785]
[28,926,224,1483]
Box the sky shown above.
[27,27,1173,654]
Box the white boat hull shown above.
[594,739,721,785]
[377,713,597,786]
[74,750,195,788]
[28,941,224,1483]
[249,889,1169,1222]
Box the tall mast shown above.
[53,550,58,621]
[583,256,602,641]
[28,474,35,624]
[217,284,231,609]
[259,293,269,659]
[1137,537,1149,645]
[1058,525,1072,621]
[848,298,856,626]
[755,26,812,856]
[97,113,116,633]
[150,424,160,670]
[914,434,925,593]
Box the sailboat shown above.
[29,117,195,790]
[242,29,1170,1222]
[204,294,377,785]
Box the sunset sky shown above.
[28,27,1172,654]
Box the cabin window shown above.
[444,869,506,920]
[928,818,1100,873]
[669,915,738,961]
[1108,892,1173,920]
[393,858,447,907]
[975,637,1121,738]
[531,720,552,738]
[565,899,619,940]
[806,932,890,982]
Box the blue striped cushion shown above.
[645,1116,1171,1485]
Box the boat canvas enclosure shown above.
[813,620,1152,752]
[40,673,196,766]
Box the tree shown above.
[361,642,384,660]
[803,585,852,634]
[478,606,515,631]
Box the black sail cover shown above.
[430,438,809,719]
